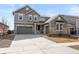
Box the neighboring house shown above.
[0,22,9,35]
[13,5,79,35]
[45,15,79,35]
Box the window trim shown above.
[28,15,32,21]
[34,15,38,20]
[56,22,64,31]
[18,14,23,21]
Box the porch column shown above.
[49,23,52,33]
[44,25,46,34]
[34,23,37,34]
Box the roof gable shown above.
[61,15,79,25]
[45,15,67,23]
[45,15,79,25]
[13,5,40,16]
[54,15,67,22]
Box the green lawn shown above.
[48,37,79,43]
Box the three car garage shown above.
[16,26,33,34]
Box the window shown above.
[56,23,63,31]
[29,15,32,20]
[18,14,23,21]
[34,15,38,20]
[26,7,29,10]
[56,24,59,30]
[60,24,63,30]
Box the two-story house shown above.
[13,5,79,35]
[13,5,49,34]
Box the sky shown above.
[0,4,79,30]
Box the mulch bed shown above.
[47,34,79,39]
[0,34,15,48]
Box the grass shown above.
[69,45,79,50]
[48,37,79,43]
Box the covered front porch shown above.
[34,23,44,34]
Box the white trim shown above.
[15,22,34,24]
[16,25,33,27]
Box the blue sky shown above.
[0,4,79,30]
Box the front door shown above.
[36,25,43,34]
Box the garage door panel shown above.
[17,26,33,34]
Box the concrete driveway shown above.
[0,35,79,54]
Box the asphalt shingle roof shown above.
[45,15,79,25]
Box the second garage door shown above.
[17,26,33,34]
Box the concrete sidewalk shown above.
[0,46,79,54]
[0,35,79,54]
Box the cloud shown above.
[68,5,79,16]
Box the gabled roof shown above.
[40,16,50,22]
[13,5,40,16]
[45,16,57,23]
[45,15,79,25]
[60,15,79,25]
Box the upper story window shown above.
[34,15,38,20]
[28,15,32,20]
[60,24,63,30]
[18,14,23,21]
